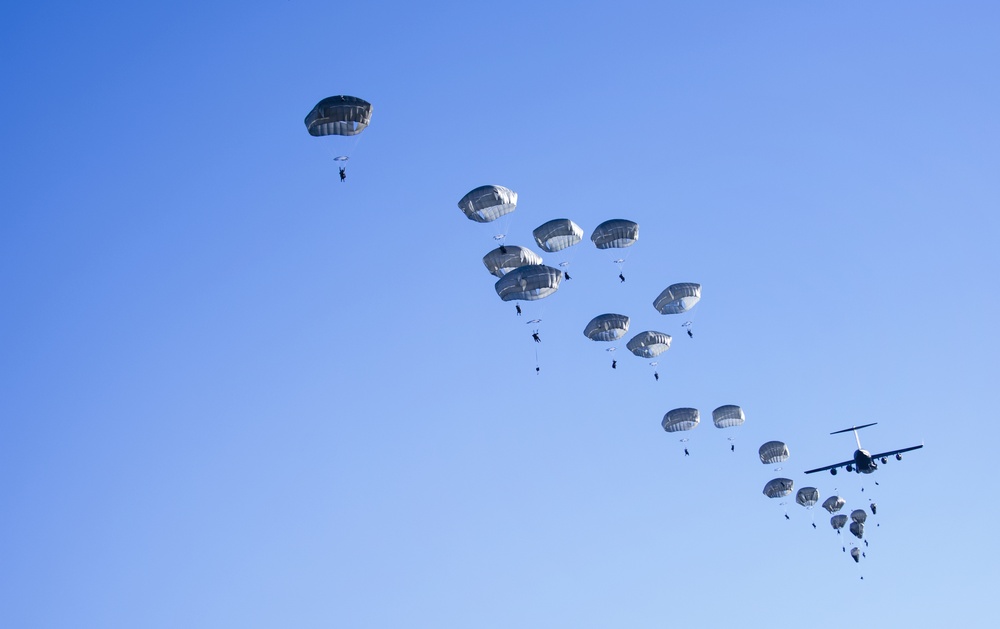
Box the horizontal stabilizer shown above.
[830,422,878,435]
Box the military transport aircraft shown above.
[804,423,923,475]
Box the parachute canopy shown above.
[626,331,672,358]
[305,96,372,137]
[831,514,848,530]
[763,478,794,499]
[851,547,861,562]
[796,487,820,508]
[482,245,543,277]
[712,405,745,429]
[533,219,583,252]
[458,185,518,223]
[661,408,700,433]
[653,283,702,315]
[759,441,790,464]
[591,219,639,249]
[851,509,868,524]
[584,314,630,342]
[822,496,846,514]
[849,521,865,540]
[494,265,562,301]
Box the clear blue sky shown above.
[2,1,998,627]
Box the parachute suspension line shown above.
[557,243,583,278]
[324,132,364,164]
[496,207,518,250]
[611,246,634,273]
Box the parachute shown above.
[822,496,846,514]
[304,96,373,137]
[494,265,562,301]
[851,547,861,563]
[851,509,868,524]
[849,521,865,540]
[626,331,672,358]
[759,441,790,464]
[653,283,702,315]
[533,219,583,252]
[831,514,848,530]
[458,185,518,224]
[482,245,543,277]
[661,408,700,433]
[712,405,745,429]
[763,478,794,499]
[590,219,639,249]
[583,314,630,342]
[795,487,820,508]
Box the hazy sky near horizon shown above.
[2,2,999,627]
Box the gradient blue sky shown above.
[3,2,999,627]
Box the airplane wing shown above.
[869,444,924,460]
[804,460,854,474]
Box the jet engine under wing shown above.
[804,460,854,475]
[869,444,924,460]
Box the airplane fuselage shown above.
[853,449,877,473]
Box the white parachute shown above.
[458,185,518,223]
[759,441,790,465]
[763,478,794,499]
[662,408,700,433]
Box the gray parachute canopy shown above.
[626,331,672,358]
[763,478,794,499]
[661,408,700,433]
[482,245,543,277]
[831,514,849,530]
[851,547,861,562]
[494,265,562,301]
[305,96,373,137]
[533,219,583,252]
[849,521,865,540]
[458,185,518,223]
[591,219,639,249]
[851,509,868,524]
[653,283,702,314]
[583,314,630,342]
[822,496,846,514]
[759,441,790,464]
[712,405,745,429]
[796,487,820,508]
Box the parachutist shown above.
[784,514,790,520]
[684,448,690,456]
[731,444,735,452]
[339,167,346,182]
[654,372,659,381]
[499,244,507,254]
[687,329,693,338]
[532,331,541,343]
[619,273,626,283]
[564,271,571,280]
[870,503,877,515]
[536,367,540,374]
[812,523,816,528]
[864,540,869,547]
[515,304,521,316]
[611,359,617,369]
